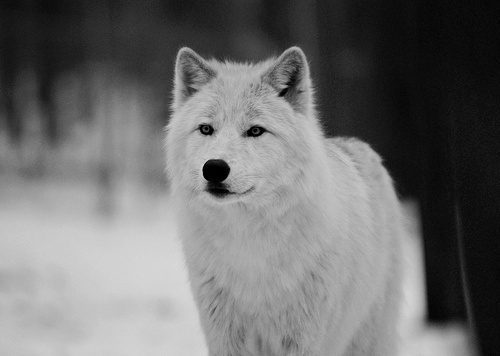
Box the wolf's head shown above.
[166,47,326,209]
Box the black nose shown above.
[203,159,230,183]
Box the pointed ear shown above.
[263,47,312,115]
[173,47,216,109]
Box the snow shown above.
[0,177,476,355]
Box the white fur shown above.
[166,47,403,356]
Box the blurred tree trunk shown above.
[38,60,58,146]
[0,38,22,145]
[435,0,500,353]
[315,0,375,139]
[315,0,420,195]
[86,0,116,215]
[34,0,66,149]
[414,0,468,323]
[0,1,35,146]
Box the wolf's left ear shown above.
[263,47,312,115]
[173,47,216,110]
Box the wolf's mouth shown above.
[207,187,232,197]
[205,183,253,198]
[206,182,232,198]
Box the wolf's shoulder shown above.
[326,137,386,182]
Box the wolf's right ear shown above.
[173,48,216,110]
[263,47,312,116]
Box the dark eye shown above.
[247,126,266,137]
[199,124,214,135]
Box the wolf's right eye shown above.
[199,124,214,135]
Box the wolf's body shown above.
[166,47,403,356]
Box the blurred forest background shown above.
[1,0,499,355]
[1,0,421,199]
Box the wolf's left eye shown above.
[199,124,214,135]
[247,126,266,137]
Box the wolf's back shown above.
[328,137,385,180]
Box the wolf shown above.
[165,46,403,356]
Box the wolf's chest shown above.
[197,260,323,356]
[193,217,325,302]
[195,227,328,315]
[216,252,300,308]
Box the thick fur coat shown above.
[165,47,403,356]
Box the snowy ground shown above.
[0,176,476,355]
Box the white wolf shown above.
[166,46,403,356]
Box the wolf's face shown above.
[167,47,319,207]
